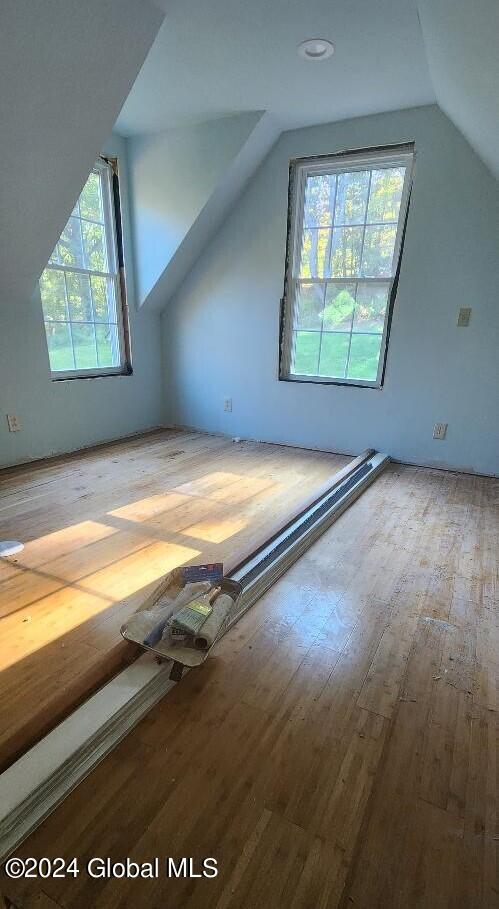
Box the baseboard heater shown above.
[0,450,389,862]
[227,450,388,626]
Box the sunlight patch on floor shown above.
[182,516,248,544]
[108,492,190,522]
[0,520,117,581]
[209,476,277,504]
[75,541,201,599]
[172,471,246,498]
[0,587,114,671]
[0,541,200,670]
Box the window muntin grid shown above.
[39,159,126,377]
[282,148,414,387]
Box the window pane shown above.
[293,331,320,375]
[303,174,336,227]
[96,323,120,368]
[334,171,369,225]
[361,225,396,277]
[40,270,67,321]
[330,226,363,277]
[91,276,117,321]
[284,151,412,386]
[323,284,356,331]
[66,273,92,322]
[347,333,382,381]
[295,282,325,330]
[300,228,331,278]
[367,167,405,223]
[38,160,127,377]
[72,324,97,370]
[82,221,107,272]
[59,217,84,267]
[319,333,349,378]
[46,322,74,372]
[79,171,103,221]
[353,284,390,332]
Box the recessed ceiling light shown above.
[298,38,335,61]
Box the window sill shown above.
[50,365,133,381]
[279,373,382,389]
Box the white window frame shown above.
[280,145,414,388]
[41,158,130,380]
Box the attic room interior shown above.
[0,0,498,906]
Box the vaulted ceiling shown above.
[0,0,163,308]
[117,0,434,135]
[117,0,498,180]
[1,0,496,323]
[417,0,499,179]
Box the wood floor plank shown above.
[2,462,498,908]
[0,430,347,770]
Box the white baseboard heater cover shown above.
[227,451,388,626]
[0,451,389,861]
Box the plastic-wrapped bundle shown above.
[142,581,211,647]
[193,593,233,650]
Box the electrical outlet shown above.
[6,413,21,432]
[223,398,232,413]
[457,307,471,327]
[433,422,447,440]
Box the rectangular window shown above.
[280,145,414,387]
[39,158,131,378]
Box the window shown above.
[280,145,414,387]
[39,158,130,378]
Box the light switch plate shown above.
[433,422,447,440]
[457,307,471,327]
[223,398,232,412]
[6,414,21,432]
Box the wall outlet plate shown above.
[6,414,21,432]
[223,398,232,413]
[433,422,447,440]
[457,307,471,327]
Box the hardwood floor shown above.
[2,463,497,908]
[0,430,348,772]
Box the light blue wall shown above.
[127,113,266,307]
[0,134,163,468]
[162,106,499,476]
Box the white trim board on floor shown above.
[228,451,389,626]
[0,654,176,860]
[0,451,389,861]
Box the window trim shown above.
[279,143,415,389]
[42,157,132,381]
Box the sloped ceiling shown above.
[119,0,435,311]
[0,0,163,308]
[115,0,498,316]
[117,0,498,181]
[4,0,492,327]
[127,112,279,308]
[417,0,499,179]
[117,0,434,135]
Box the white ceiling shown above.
[116,0,435,135]
[417,0,499,179]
